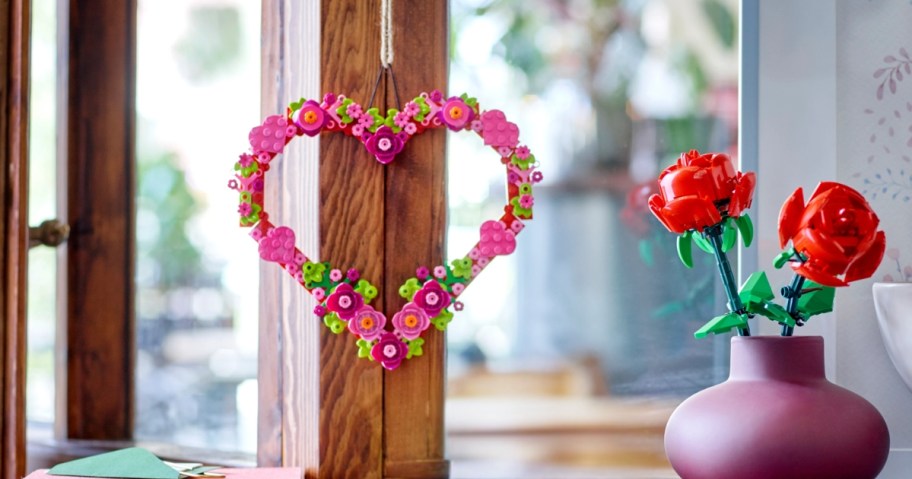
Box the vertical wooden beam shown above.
[382,2,449,479]
[259,0,322,472]
[260,1,449,476]
[62,0,136,440]
[318,2,385,478]
[0,0,30,476]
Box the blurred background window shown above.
[26,0,58,438]
[445,0,739,472]
[134,0,260,453]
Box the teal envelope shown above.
[48,447,181,479]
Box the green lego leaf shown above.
[773,249,793,269]
[289,97,306,111]
[406,337,425,359]
[693,232,714,254]
[323,313,345,334]
[357,339,373,359]
[751,301,795,327]
[797,280,835,317]
[739,271,775,305]
[677,232,694,268]
[694,312,749,338]
[721,218,738,253]
[736,214,754,247]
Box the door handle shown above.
[29,219,70,249]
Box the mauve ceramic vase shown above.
[664,336,889,479]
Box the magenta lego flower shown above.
[413,280,451,318]
[391,303,430,340]
[416,266,430,280]
[313,305,326,317]
[292,100,327,137]
[346,268,360,282]
[238,153,255,168]
[519,194,534,209]
[532,171,544,183]
[348,305,387,341]
[371,332,408,370]
[238,203,252,216]
[429,90,444,102]
[439,96,475,131]
[515,145,531,160]
[326,283,364,320]
[363,126,407,164]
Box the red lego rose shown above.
[648,150,756,234]
[778,182,885,287]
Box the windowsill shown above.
[27,438,255,471]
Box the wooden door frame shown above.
[1,0,31,477]
[259,1,449,477]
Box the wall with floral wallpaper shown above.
[836,1,912,475]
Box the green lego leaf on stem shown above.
[693,232,714,254]
[749,301,795,327]
[677,232,694,268]
[797,280,835,317]
[721,218,738,253]
[739,271,775,305]
[736,214,754,247]
[773,249,794,269]
[694,312,749,338]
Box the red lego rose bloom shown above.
[778,182,885,287]
[648,150,756,234]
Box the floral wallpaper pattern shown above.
[844,33,912,282]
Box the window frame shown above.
[24,0,451,475]
[1,0,32,477]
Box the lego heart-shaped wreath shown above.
[229,90,541,370]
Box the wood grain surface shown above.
[382,2,449,478]
[62,0,136,440]
[1,0,30,476]
[260,1,449,477]
[318,2,385,477]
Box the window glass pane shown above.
[446,0,738,471]
[26,0,58,432]
[135,0,260,453]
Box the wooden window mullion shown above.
[61,0,137,441]
[1,0,31,476]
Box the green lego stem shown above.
[780,273,806,337]
[703,224,751,336]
